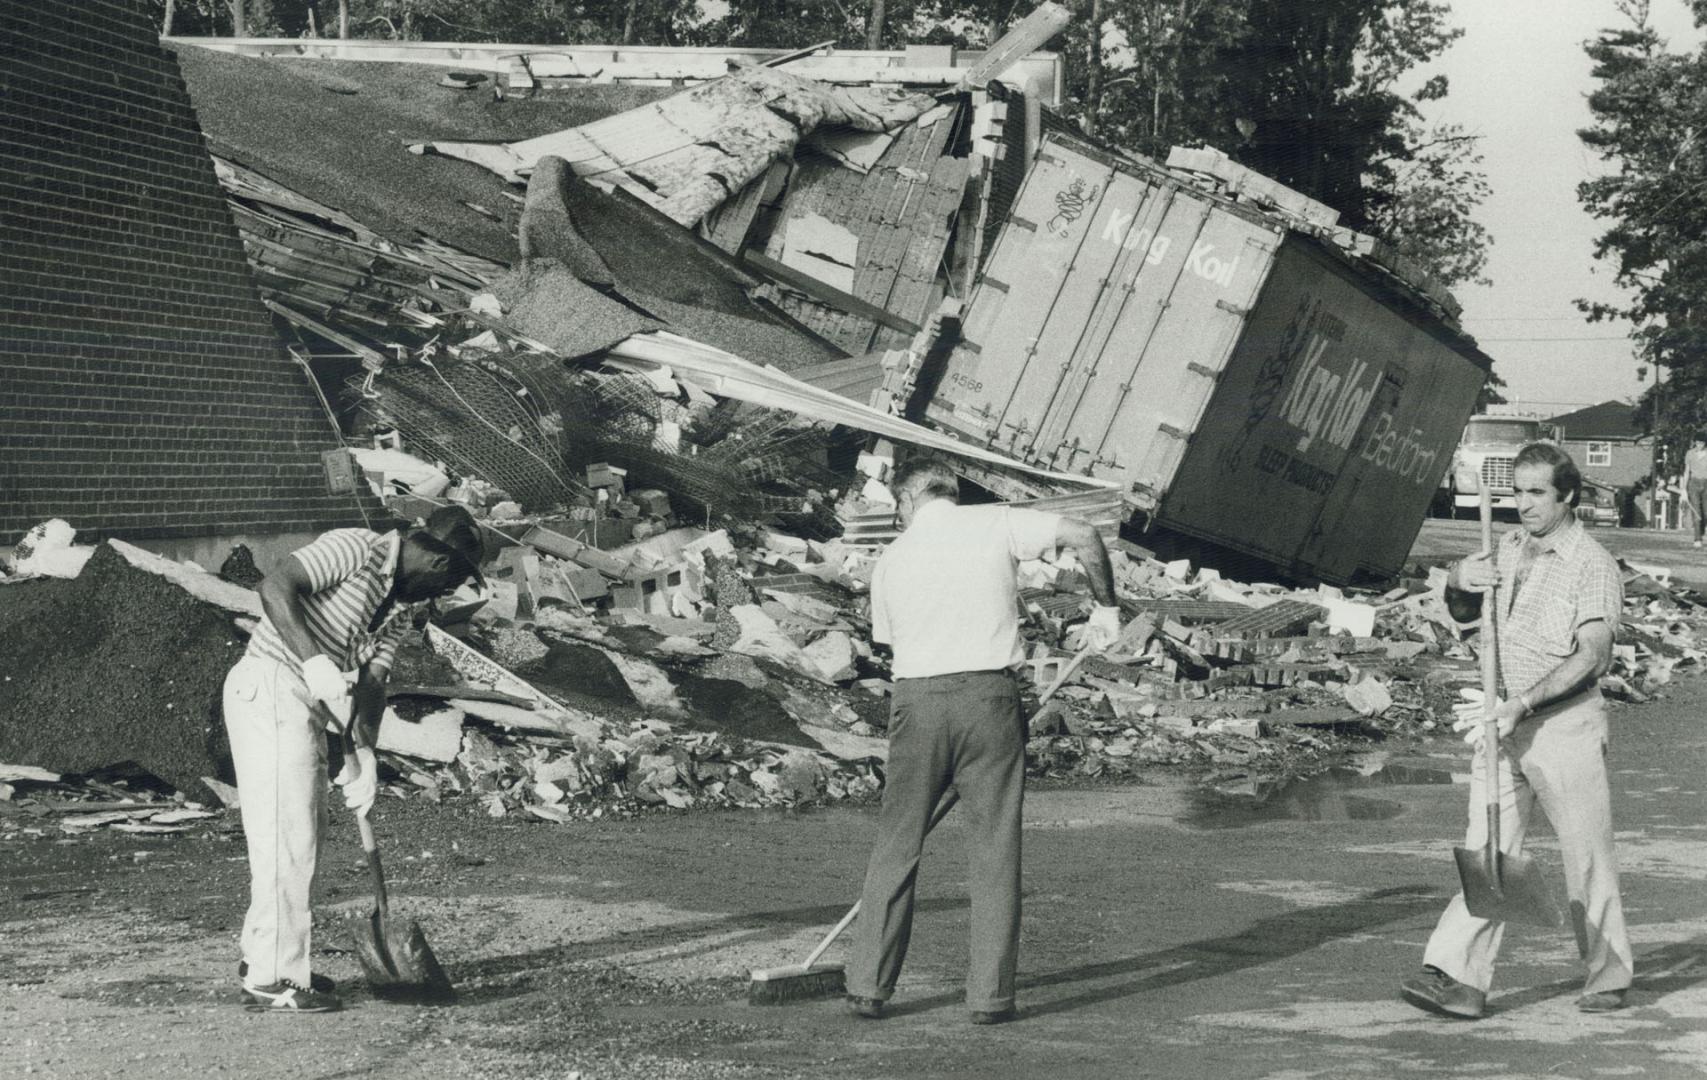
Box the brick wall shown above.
[0,0,376,544]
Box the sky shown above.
[1421,0,1703,416]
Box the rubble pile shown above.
[4,509,1704,828]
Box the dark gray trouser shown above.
[846,670,1024,1012]
[1689,479,1707,539]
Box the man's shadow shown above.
[882,884,1444,1019]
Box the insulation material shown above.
[415,60,938,227]
[780,212,861,294]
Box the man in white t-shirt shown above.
[845,460,1120,1025]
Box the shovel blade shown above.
[1453,845,1562,928]
[353,911,457,1002]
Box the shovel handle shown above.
[1477,485,1504,882]
[334,716,391,921]
[357,806,390,920]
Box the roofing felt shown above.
[171,44,674,263]
[1547,399,1644,441]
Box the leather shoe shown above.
[847,995,884,1020]
[1399,966,1485,1019]
[970,1006,1017,1025]
[1578,989,1627,1013]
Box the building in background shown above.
[1,0,378,564]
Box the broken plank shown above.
[387,685,535,708]
[744,249,921,335]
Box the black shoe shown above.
[240,979,343,1013]
[970,1006,1017,1025]
[1399,966,1485,1019]
[238,961,336,1001]
[1578,989,1627,1013]
[847,995,885,1019]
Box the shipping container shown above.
[923,132,1491,584]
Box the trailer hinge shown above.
[1009,216,1038,233]
[1187,361,1220,380]
[982,277,1010,294]
[1215,299,1251,318]
[1158,423,1191,443]
[960,340,983,355]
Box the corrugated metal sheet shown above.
[928,135,1276,493]
[758,103,969,355]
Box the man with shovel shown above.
[1400,443,1632,1019]
[223,508,483,1012]
[844,459,1120,1025]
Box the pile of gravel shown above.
[0,544,248,798]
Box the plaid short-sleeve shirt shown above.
[1490,517,1622,698]
[246,529,416,679]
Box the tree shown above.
[1577,0,1707,452]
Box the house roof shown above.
[1547,400,1644,441]
[171,44,674,263]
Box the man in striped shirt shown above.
[226,508,483,1012]
[1400,443,1632,1020]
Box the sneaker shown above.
[241,979,342,1013]
[237,961,335,1000]
[1578,989,1627,1013]
[970,1006,1017,1025]
[1399,966,1485,1019]
[847,995,885,1020]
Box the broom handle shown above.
[803,647,1094,969]
[1477,485,1502,885]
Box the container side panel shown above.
[1064,196,1278,492]
[926,151,1117,451]
[1159,241,1484,581]
[1009,167,1167,463]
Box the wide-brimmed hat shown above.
[416,505,485,587]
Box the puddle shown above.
[1183,757,1460,830]
[1026,756,1463,831]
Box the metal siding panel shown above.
[1159,240,1485,582]
[1038,188,1276,488]
[1113,211,1277,496]
[927,150,1114,448]
[994,163,1148,459]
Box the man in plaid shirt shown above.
[1401,443,1633,1019]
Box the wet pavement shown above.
[5,675,1707,1078]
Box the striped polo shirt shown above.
[1489,517,1623,699]
[246,529,414,679]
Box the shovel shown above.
[1451,485,1562,928]
[328,716,457,1002]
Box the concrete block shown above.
[377,706,465,763]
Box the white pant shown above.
[224,654,328,988]
[1422,691,1633,995]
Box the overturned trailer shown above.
[920,132,1491,584]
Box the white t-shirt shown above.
[871,500,1062,678]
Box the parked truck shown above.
[1438,414,1557,518]
[918,132,1492,584]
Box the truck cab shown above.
[1441,415,1557,517]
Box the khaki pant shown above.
[1423,691,1633,994]
[847,670,1025,1012]
[223,654,328,988]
